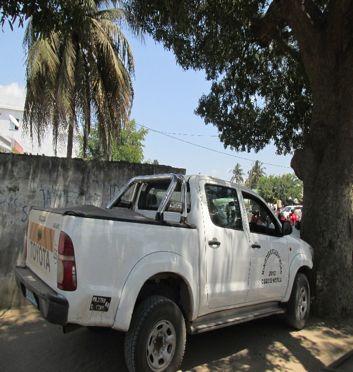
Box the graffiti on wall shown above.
[0,183,123,224]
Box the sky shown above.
[0,23,293,180]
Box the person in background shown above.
[289,209,298,225]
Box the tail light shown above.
[57,231,77,291]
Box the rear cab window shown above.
[137,180,191,213]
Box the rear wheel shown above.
[124,295,186,372]
[286,272,310,330]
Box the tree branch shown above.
[282,1,326,89]
[251,0,286,47]
[286,1,322,46]
[252,1,323,43]
[274,36,301,62]
[304,0,324,26]
[252,1,323,66]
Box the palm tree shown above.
[246,160,265,190]
[24,1,137,158]
[230,163,244,184]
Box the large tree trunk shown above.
[294,150,353,316]
[292,71,353,316]
[250,0,353,317]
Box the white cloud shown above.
[0,82,25,109]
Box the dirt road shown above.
[1,306,353,371]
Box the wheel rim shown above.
[146,320,176,371]
[297,286,308,320]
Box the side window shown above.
[242,192,280,236]
[205,184,243,230]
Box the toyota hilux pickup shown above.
[15,173,313,372]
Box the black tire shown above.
[124,295,186,372]
[286,272,310,330]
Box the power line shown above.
[152,131,218,137]
[137,123,291,169]
[138,126,219,137]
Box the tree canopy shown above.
[1,1,59,29]
[79,119,147,162]
[126,0,314,155]
[1,1,109,33]
[257,174,303,205]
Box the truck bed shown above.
[32,205,194,228]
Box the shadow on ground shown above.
[1,307,353,372]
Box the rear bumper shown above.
[14,266,69,325]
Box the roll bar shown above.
[107,174,188,223]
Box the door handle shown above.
[251,243,261,249]
[208,238,221,248]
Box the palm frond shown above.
[56,35,77,117]
[98,18,135,73]
[96,8,126,21]
[26,36,60,83]
[24,0,136,158]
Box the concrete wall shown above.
[0,154,185,309]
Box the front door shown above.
[203,183,251,309]
[241,192,289,303]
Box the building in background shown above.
[0,103,67,156]
[0,105,25,153]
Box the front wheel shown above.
[286,272,310,330]
[124,295,186,372]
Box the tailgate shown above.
[26,209,63,290]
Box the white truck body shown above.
[16,173,313,336]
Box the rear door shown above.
[26,209,62,289]
[241,192,289,303]
[202,182,251,309]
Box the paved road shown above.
[1,306,352,372]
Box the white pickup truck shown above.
[15,173,313,372]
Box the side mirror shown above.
[282,221,292,236]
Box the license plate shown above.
[25,289,38,308]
